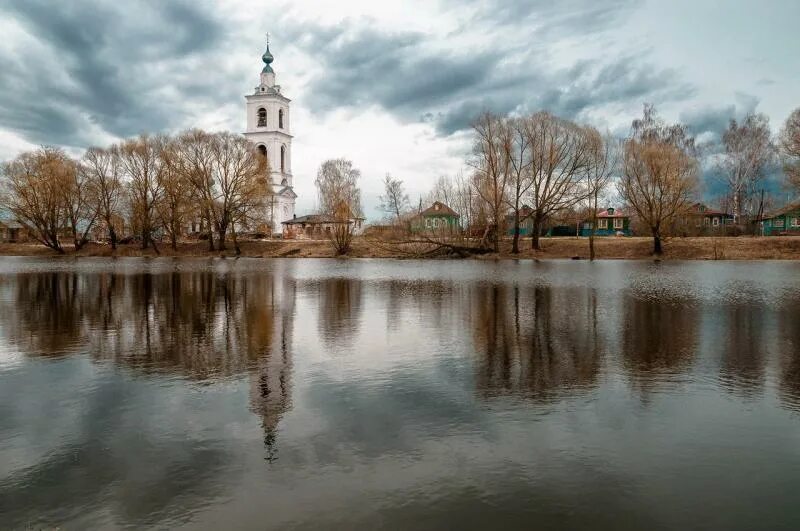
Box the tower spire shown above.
[262,32,274,74]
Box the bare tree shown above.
[470,112,510,252]
[119,135,165,251]
[503,118,532,254]
[1,147,72,253]
[171,130,270,254]
[156,143,193,251]
[315,158,362,255]
[378,173,409,226]
[781,107,800,191]
[524,112,593,250]
[718,113,775,222]
[84,146,125,249]
[618,104,699,255]
[584,130,619,260]
[63,159,98,250]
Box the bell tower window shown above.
[280,145,286,172]
[257,108,267,127]
[279,109,284,129]
[257,144,267,159]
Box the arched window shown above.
[257,108,267,127]
[278,109,284,129]
[257,144,267,159]
[280,145,286,172]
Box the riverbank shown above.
[2,236,800,260]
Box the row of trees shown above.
[1,131,270,254]
[380,104,800,256]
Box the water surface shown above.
[1,258,800,530]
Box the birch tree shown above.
[718,113,774,222]
[378,173,410,225]
[315,158,362,255]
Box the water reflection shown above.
[471,284,603,401]
[2,259,800,529]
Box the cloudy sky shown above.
[0,0,798,218]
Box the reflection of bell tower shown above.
[248,269,295,462]
[243,34,297,235]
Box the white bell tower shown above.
[244,34,296,235]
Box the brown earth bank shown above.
[1,236,800,260]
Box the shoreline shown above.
[1,236,800,260]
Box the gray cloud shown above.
[284,5,694,135]
[0,0,230,147]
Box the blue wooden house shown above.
[759,202,800,236]
[579,208,632,236]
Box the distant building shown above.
[282,213,364,239]
[0,219,29,243]
[505,205,535,236]
[579,207,631,236]
[683,203,733,232]
[758,202,800,236]
[410,201,460,233]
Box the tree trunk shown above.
[231,224,241,256]
[72,225,83,251]
[109,224,117,250]
[531,214,543,250]
[651,227,662,255]
[589,191,597,261]
[217,223,227,251]
[511,211,520,254]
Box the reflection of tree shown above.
[621,296,698,395]
[3,270,294,381]
[315,278,362,349]
[470,284,603,401]
[778,301,800,412]
[719,305,765,396]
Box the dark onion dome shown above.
[262,44,274,73]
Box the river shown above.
[1,258,799,530]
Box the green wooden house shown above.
[410,201,460,233]
[759,202,800,236]
[579,207,632,236]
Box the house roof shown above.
[688,203,729,216]
[420,201,459,218]
[596,208,628,218]
[282,213,364,225]
[763,201,800,219]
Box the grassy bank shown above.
[2,236,800,260]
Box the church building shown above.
[244,37,296,235]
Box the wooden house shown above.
[579,208,631,236]
[410,201,460,233]
[758,202,800,236]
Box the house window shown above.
[257,108,267,127]
[704,217,710,226]
[433,218,439,228]
[774,218,785,228]
[791,217,800,228]
[712,217,720,226]
[425,218,431,228]
[613,218,623,229]
[598,219,608,229]
[279,109,284,129]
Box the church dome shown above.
[262,44,274,74]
